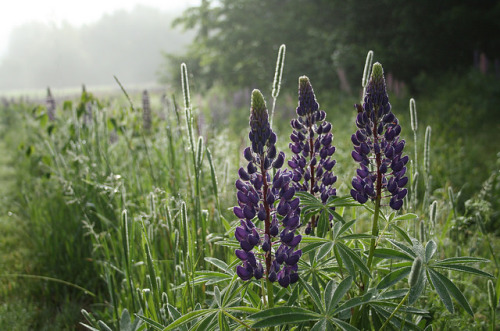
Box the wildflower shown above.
[235,89,301,287]
[350,63,408,210]
[46,87,56,121]
[142,90,152,131]
[289,76,337,233]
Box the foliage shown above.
[165,0,500,92]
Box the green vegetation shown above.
[0,1,499,329]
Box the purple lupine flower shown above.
[46,87,56,121]
[142,90,152,131]
[350,63,408,210]
[289,76,337,234]
[235,89,301,287]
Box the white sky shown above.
[0,0,199,57]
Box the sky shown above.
[0,0,199,57]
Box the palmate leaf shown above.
[427,268,454,313]
[310,319,335,331]
[377,266,411,289]
[336,243,371,277]
[408,266,426,305]
[432,264,494,278]
[433,256,490,265]
[299,278,324,313]
[428,269,474,316]
[249,307,321,328]
[425,240,437,262]
[390,223,413,245]
[374,248,414,261]
[326,276,353,314]
[163,309,215,331]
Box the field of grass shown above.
[0,61,499,330]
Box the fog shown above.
[0,5,193,91]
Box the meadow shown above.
[0,50,499,330]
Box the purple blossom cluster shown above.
[350,63,408,210]
[288,76,337,234]
[234,89,302,287]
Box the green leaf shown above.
[316,242,334,261]
[429,269,474,316]
[317,211,329,238]
[205,257,232,274]
[310,319,335,331]
[214,286,221,307]
[299,278,324,313]
[425,240,437,262]
[330,317,360,331]
[393,213,418,221]
[388,239,417,258]
[434,256,490,265]
[432,264,494,278]
[217,311,230,331]
[336,243,355,276]
[249,307,321,328]
[300,235,330,244]
[191,312,217,331]
[163,309,214,330]
[427,269,454,313]
[332,293,372,315]
[373,248,414,261]
[377,267,412,289]
[390,224,413,245]
[327,276,353,314]
[225,306,261,314]
[337,219,357,237]
[135,314,164,330]
[301,242,325,255]
[337,243,370,277]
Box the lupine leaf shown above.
[205,257,232,275]
[332,292,372,315]
[390,224,413,245]
[324,279,337,313]
[301,242,325,255]
[310,319,335,331]
[337,243,370,277]
[327,276,353,314]
[425,240,437,262]
[337,219,357,237]
[434,256,490,265]
[373,248,414,261]
[330,317,360,331]
[134,314,164,330]
[214,286,221,307]
[432,264,494,278]
[299,278,324,313]
[429,269,474,316]
[336,243,355,276]
[163,309,215,331]
[387,239,417,258]
[249,307,321,328]
[427,269,454,313]
[393,213,418,221]
[191,312,217,331]
[377,266,411,289]
[225,306,260,314]
[218,311,230,331]
[316,242,334,261]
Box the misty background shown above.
[0,5,193,91]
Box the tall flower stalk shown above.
[288,76,337,235]
[350,62,409,274]
[235,90,302,306]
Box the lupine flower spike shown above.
[350,63,408,210]
[46,87,56,121]
[234,89,302,288]
[289,76,336,234]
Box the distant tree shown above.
[166,0,500,93]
